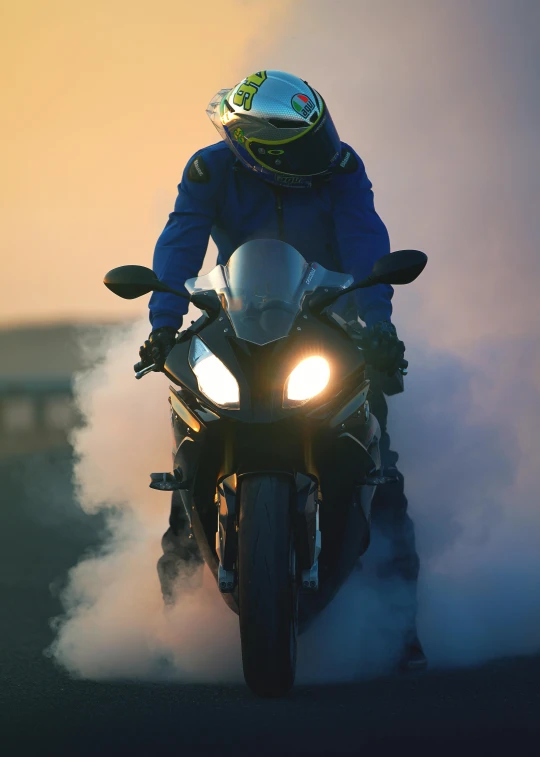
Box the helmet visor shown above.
[246,106,341,176]
[206,87,232,139]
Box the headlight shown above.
[284,356,330,407]
[189,337,240,408]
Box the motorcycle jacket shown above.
[149,141,393,331]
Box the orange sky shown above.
[1,0,291,326]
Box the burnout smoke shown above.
[49,329,540,684]
[50,319,421,683]
[297,342,540,681]
[49,320,242,682]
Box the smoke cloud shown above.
[50,0,540,682]
[49,319,243,681]
[277,0,540,674]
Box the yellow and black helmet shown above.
[207,70,342,189]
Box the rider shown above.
[139,70,427,672]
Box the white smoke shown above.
[49,320,242,682]
[297,340,540,681]
[50,322,540,684]
[49,321,431,683]
[49,321,414,681]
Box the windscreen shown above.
[185,240,353,346]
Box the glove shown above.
[136,327,178,372]
[362,321,406,377]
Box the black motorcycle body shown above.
[104,240,427,696]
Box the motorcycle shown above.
[104,240,427,696]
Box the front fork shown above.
[154,386,384,596]
[215,472,322,594]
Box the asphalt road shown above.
[1,449,539,757]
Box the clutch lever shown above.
[135,363,157,380]
[345,322,409,376]
[134,325,190,380]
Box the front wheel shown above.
[238,473,298,697]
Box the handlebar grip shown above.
[398,359,409,376]
[133,360,147,373]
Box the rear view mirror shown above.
[103,265,190,301]
[309,249,428,313]
[370,249,427,285]
[104,265,162,299]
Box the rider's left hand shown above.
[363,320,405,377]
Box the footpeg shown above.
[218,564,236,593]
[149,468,191,491]
[301,529,321,591]
[360,472,399,486]
[301,561,319,591]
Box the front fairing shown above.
[165,309,378,489]
[164,298,365,424]
[163,239,378,486]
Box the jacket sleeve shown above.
[331,153,393,327]
[149,152,222,330]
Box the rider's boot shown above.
[157,528,187,605]
[157,493,203,604]
[368,422,428,674]
[399,627,428,672]
[381,577,428,674]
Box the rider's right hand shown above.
[135,327,178,373]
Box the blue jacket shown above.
[149,141,393,331]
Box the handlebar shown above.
[132,325,409,380]
[134,360,407,382]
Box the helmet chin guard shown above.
[207,71,341,188]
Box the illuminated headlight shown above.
[284,356,330,407]
[189,337,240,408]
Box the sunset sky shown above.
[2,0,289,325]
[2,0,539,353]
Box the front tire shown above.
[238,474,298,697]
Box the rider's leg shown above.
[157,491,203,604]
[368,388,427,671]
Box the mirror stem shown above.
[310,274,378,313]
[157,285,220,315]
[157,283,191,302]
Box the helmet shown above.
[207,70,342,189]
